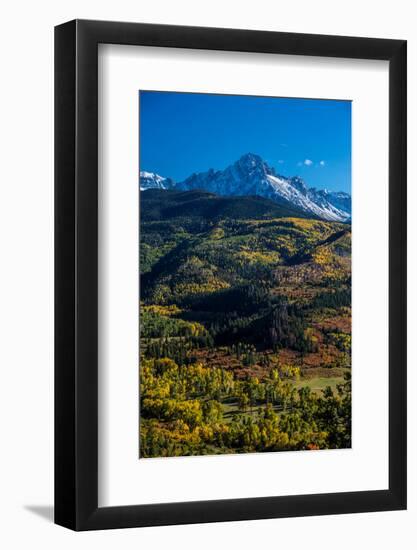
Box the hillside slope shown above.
[140,188,312,222]
[139,186,352,457]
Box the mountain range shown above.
[139,153,351,222]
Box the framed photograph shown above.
[55,20,406,530]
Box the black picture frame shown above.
[55,19,407,531]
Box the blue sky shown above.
[139,91,351,193]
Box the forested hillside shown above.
[139,189,351,458]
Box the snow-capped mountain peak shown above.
[233,152,274,176]
[139,171,173,191]
[139,154,351,222]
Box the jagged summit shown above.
[139,153,351,222]
[233,152,274,175]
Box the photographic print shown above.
[139,91,351,459]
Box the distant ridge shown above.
[140,188,312,222]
